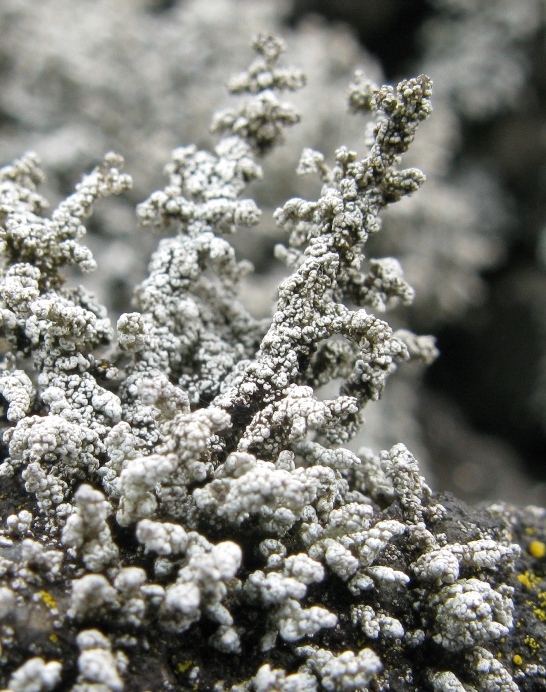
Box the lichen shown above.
[0,29,544,692]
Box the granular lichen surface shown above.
[0,32,544,692]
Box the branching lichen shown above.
[0,30,543,692]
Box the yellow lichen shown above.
[176,660,193,674]
[532,607,546,622]
[517,573,533,589]
[39,591,57,610]
[529,540,546,559]
[512,654,523,665]
[517,571,541,590]
[524,636,540,654]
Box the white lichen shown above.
[61,484,119,572]
[7,657,62,692]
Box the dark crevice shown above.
[285,0,433,79]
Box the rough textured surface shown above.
[0,28,545,692]
[2,0,546,507]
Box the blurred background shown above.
[1,0,545,506]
